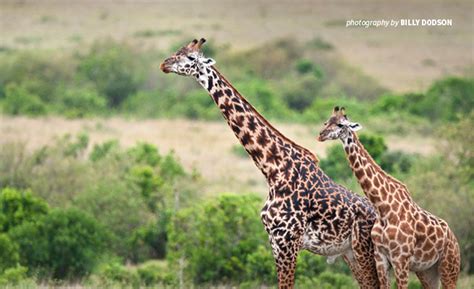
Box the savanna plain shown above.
[0,0,472,288]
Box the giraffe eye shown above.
[337,124,344,128]
[187,56,195,61]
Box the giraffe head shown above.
[160,38,216,77]
[317,106,362,142]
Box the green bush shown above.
[73,178,153,259]
[0,266,29,286]
[2,83,46,116]
[372,77,474,122]
[92,262,140,287]
[89,139,119,162]
[358,133,387,163]
[236,78,293,119]
[281,74,323,112]
[320,144,353,181]
[296,271,355,289]
[0,234,20,272]
[167,194,270,284]
[77,40,143,107]
[380,151,417,174]
[0,187,49,232]
[129,213,170,262]
[136,260,174,286]
[9,208,108,279]
[56,86,107,118]
[422,77,474,121]
[0,51,74,103]
[91,260,174,287]
[295,59,314,74]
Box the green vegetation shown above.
[0,38,472,287]
[1,39,471,133]
[0,118,471,287]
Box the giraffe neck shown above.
[193,65,318,185]
[341,132,411,216]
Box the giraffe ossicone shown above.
[317,106,461,289]
[161,39,381,289]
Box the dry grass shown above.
[0,116,435,196]
[1,0,472,92]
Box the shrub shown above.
[77,40,143,107]
[0,234,20,272]
[422,77,474,121]
[236,78,293,119]
[372,77,474,122]
[91,260,174,287]
[73,179,153,259]
[358,133,387,163]
[0,51,74,103]
[92,262,140,287]
[9,208,108,279]
[129,213,170,262]
[319,144,353,181]
[136,260,175,286]
[296,271,355,289]
[0,266,29,286]
[2,83,46,116]
[281,74,324,112]
[167,194,270,284]
[56,86,107,118]
[127,142,162,167]
[379,151,417,174]
[89,139,119,162]
[171,89,218,120]
[295,59,314,74]
[0,187,49,232]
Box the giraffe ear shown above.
[201,57,216,66]
[348,122,362,132]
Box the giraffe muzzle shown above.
[160,62,170,73]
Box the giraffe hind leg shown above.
[439,231,461,289]
[415,265,440,289]
[348,220,381,289]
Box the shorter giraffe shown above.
[316,107,460,289]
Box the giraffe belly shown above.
[301,226,351,259]
[408,255,440,272]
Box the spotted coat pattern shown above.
[161,39,381,289]
[318,108,461,289]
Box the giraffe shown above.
[317,106,461,289]
[160,38,380,288]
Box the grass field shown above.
[0,116,435,196]
[1,0,472,92]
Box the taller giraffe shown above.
[317,107,461,289]
[161,39,380,288]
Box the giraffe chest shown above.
[301,221,352,257]
[300,202,355,257]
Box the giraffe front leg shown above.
[268,233,301,289]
